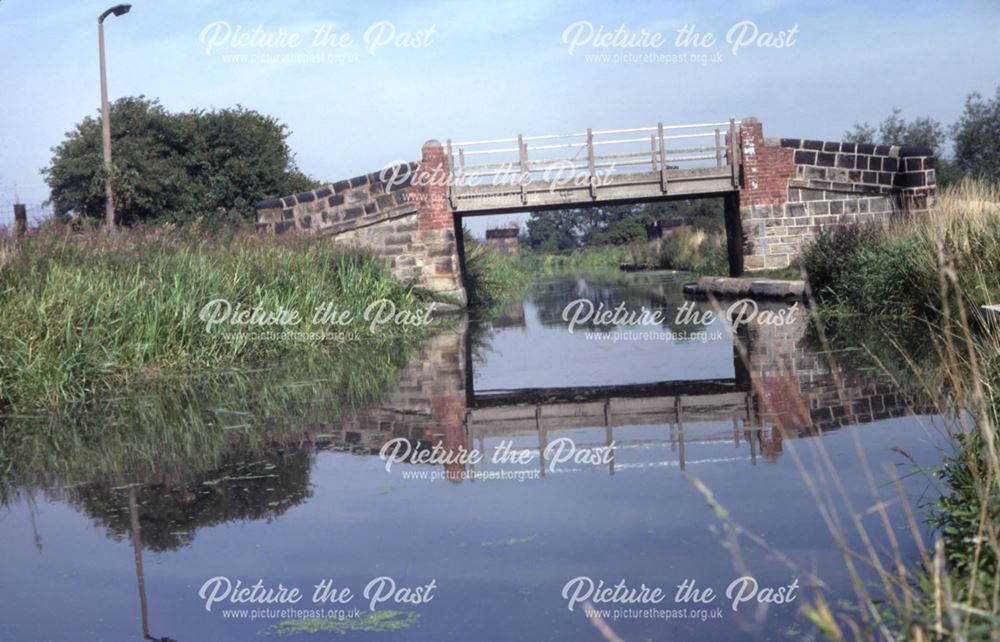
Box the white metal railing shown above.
[446,119,741,202]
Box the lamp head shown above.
[99,4,131,22]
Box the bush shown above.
[803,181,1000,318]
[462,232,527,310]
[658,228,728,274]
[802,224,882,301]
[43,96,319,225]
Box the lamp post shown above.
[98,4,131,232]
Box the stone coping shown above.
[683,276,805,301]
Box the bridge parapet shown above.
[737,118,936,270]
[255,144,465,305]
[254,117,938,301]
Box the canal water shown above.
[0,272,948,641]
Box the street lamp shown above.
[98,4,131,232]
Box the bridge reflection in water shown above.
[318,297,920,481]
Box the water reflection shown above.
[0,272,941,642]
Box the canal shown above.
[0,271,947,641]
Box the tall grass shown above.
[656,227,728,274]
[0,224,431,411]
[520,245,628,274]
[804,180,1000,318]
[793,180,1000,641]
[462,234,528,312]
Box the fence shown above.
[0,203,54,236]
[447,119,740,196]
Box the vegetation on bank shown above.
[626,227,729,275]
[519,227,728,277]
[803,180,1000,319]
[43,96,319,225]
[797,180,1000,641]
[521,245,627,274]
[0,224,434,411]
[462,232,528,313]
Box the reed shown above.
[0,224,431,411]
[794,180,1000,640]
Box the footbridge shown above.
[256,117,937,307]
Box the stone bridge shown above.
[256,117,937,306]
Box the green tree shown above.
[844,107,961,186]
[844,107,947,153]
[524,199,725,250]
[42,96,318,225]
[954,87,1000,183]
[843,122,877,145]
[878,108,947,154]
[525,210,578,251]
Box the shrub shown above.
[462,232,527,310]
[802,223,882,302]
[42,96,319,225]
[803,180,1000,317]
[658,228,728,274]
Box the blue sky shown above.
[1,0,998,231]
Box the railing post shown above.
[729,118,739,188]
[715,128,722,168]
[14,203,27,237]
[649,134,657,172]
[517,134,528,205]
[587,128,597,200]
[657,122,667,194]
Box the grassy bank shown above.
[462,233,529,313]
[804,180,1000,319]
[627,228,729,275]
[798,180,1000,641]
[520,245,627,274]
[0,224,433,411]
[520,228,729,277]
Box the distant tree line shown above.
[524,199,724,252]
[43,96,319,225]
[843,87,1000,186]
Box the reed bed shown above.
[0,224,430,411]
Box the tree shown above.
[43,96,318,225]
[525,210,578,251]
[879,108,947,155]
[843,122,877,145]
[523,198,725,250]
[844,108,947,154]
[844,107,959,185]
[954,87,1000,183]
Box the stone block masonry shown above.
[485,227,520,257]
[255,118,937,293]
[256,140,466,306]
[738,117,936,270]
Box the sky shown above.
[1,0,998,232]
